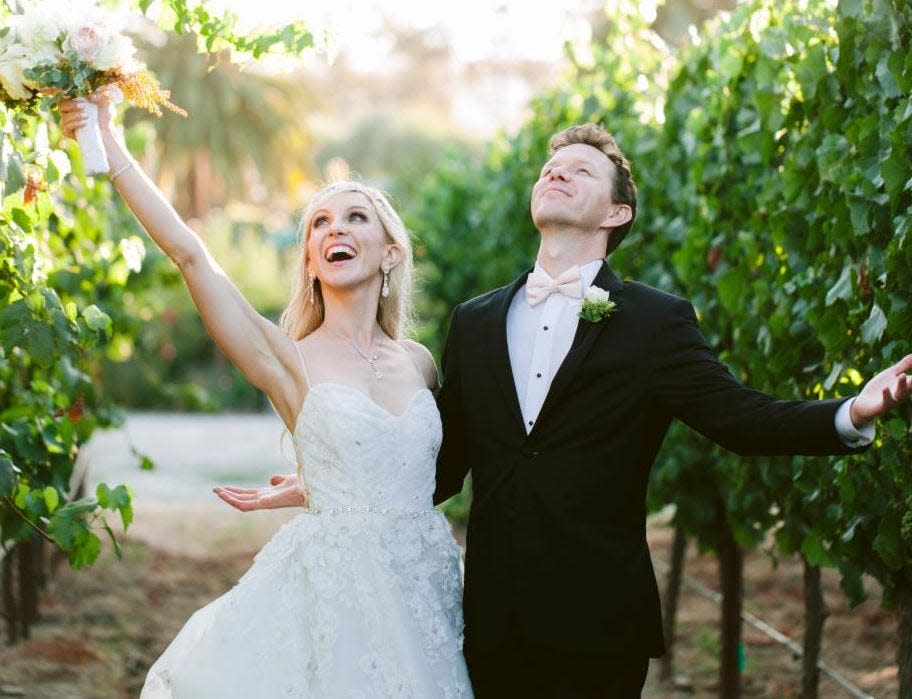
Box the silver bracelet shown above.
[109,162,133,181]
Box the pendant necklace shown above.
[335,331,383,380]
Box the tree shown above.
[130,30,315,219]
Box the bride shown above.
[58,91,472,698]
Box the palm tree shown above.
[129,31,316,219]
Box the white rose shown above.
[30,41,61,68]
[59,0,117,34]
[91,32,136,71]
[0,45,35,101]
[7,9,64,66]
[10,13,63,50]
[584,285,611,303]
[65,25,104,63]
[18,0,89,38]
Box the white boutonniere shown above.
[578,285,617,323]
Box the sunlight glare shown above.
[207,0,596,69]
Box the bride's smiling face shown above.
[306,191,399,293]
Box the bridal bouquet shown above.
[0,0,186,174]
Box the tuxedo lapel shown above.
[483,270,531,437]
[531,264,625,433]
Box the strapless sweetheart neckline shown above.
[293,382,433,432]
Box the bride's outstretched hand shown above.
[214,473,306,512]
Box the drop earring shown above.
[308,271,316,304]
[381,270,390,298]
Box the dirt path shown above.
[0,509,899,698]
[0,415,898,697]
[80,412,294,503]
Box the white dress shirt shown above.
[505,259,874,445]
[507,260,602,433]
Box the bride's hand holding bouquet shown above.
[58,86,138,190]
[58,85,119,153]
[0,0,185,174]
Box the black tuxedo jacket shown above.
[434,264,862,657]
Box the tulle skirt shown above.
[141,509,472,698]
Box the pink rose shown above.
[66,26,103,63]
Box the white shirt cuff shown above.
[835,398,875,447]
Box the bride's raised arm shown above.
[57,90,303,430]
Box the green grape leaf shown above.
[873,510,903,571]
[96,482,110,508]
[69,529,102,569]
[82,305,113,337]
[861,304,887,345]
[825,266,852,306]
[43,485,59,514]
[0,451,18,497]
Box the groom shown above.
[433,123,911,697]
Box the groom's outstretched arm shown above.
[434,305,471,505]
[651,298,908,456]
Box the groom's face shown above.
[530,143,620,235]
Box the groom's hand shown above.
[850,354,912,427]
[214,473,306,512]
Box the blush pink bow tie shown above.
[524,266,583,306]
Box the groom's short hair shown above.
[548,123,637,255]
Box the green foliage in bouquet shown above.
[23,51,108,99]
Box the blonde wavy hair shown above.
[280,181,414,341]
[279,182,415,506]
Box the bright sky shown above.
[207,0,601,134]
[213,0,597,67]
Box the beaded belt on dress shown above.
[301,506,439,518]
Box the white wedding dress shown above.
[141,381,472,698]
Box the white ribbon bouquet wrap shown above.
[0,0,185,174]
[75,87,123,175]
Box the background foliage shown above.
[1,0,909,685]
[408,0,912,631]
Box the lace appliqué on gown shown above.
[141,384,472,699]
